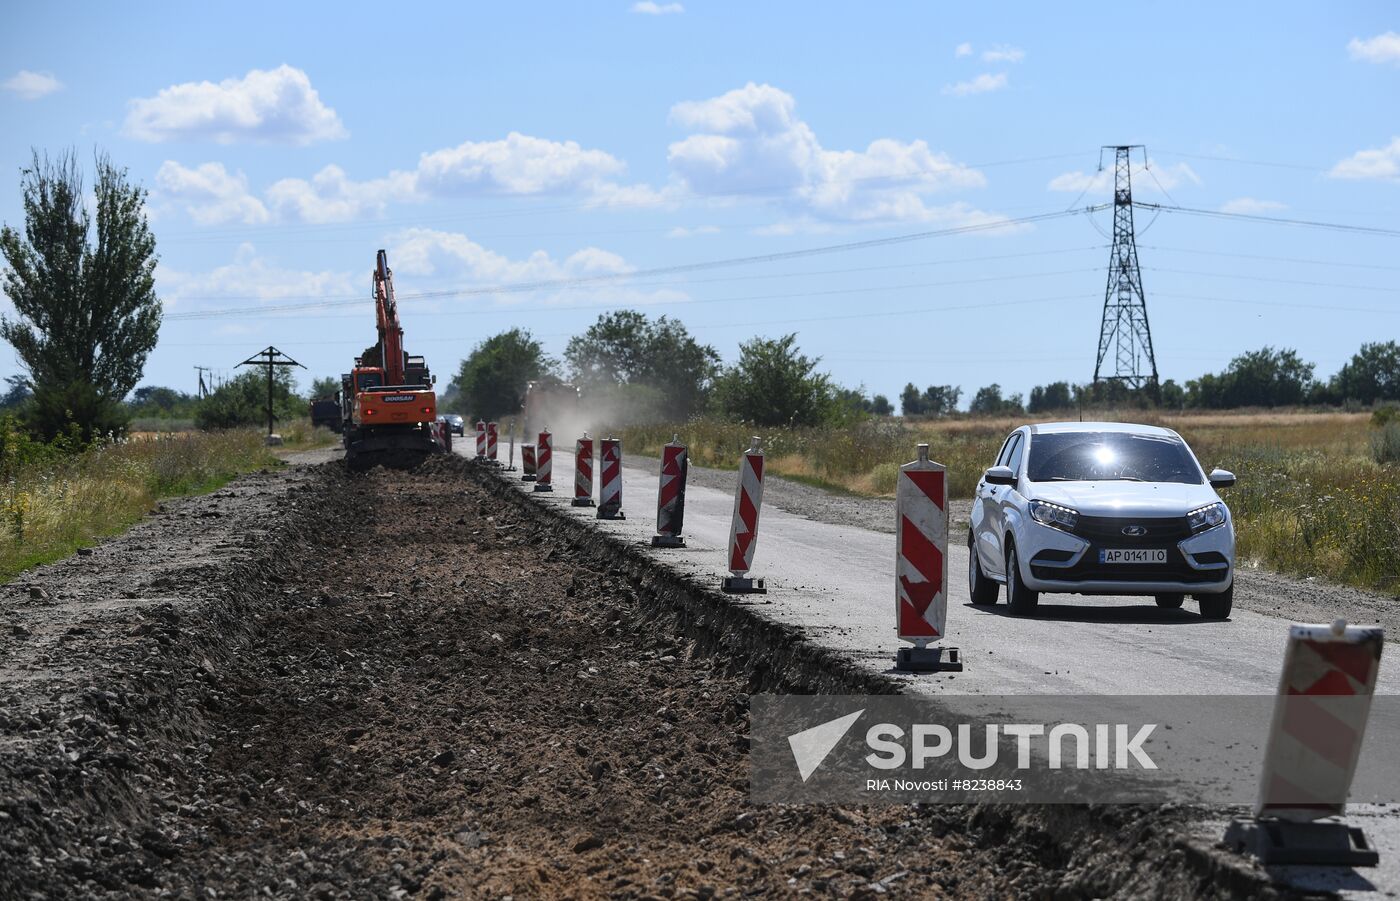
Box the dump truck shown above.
[341,250,450,470]
[309,396,342,432]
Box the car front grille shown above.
[1072,515,1191,542]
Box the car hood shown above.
[1025,480,1220,517]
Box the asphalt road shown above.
[465,441,1400,897]
[476,443,1398,697]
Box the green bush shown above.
[1371,422,1400,465]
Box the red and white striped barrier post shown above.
[521,443,537,481]
[597,437,624,520]
[894,444,961,672]
[1224,620,1384,866]
[506,418,517,471]
[572,433,595,507]
[486,421,499,463]
[474,420,486,459]
[651,435,687,547]
[722,437,766,594]
[534,429,553,492]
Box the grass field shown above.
[622,411,1400,596]
[0,420,337,582]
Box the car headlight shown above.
[1187,502,1227,533]
[1029,500,1078,532]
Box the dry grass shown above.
[622,411,1399,595]
[0,429,282,581]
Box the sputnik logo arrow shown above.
[787,709,864,782]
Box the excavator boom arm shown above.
[374,249,406,385]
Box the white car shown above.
[968,422,1237,619]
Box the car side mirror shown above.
[985,465,1016,486]
[1209,468,1236,489]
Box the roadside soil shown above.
[3,455,1240,899]
[625,454,1400,636]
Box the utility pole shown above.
[1093,145,1159,396]
[237,346,305,438]
[194,365,212,399]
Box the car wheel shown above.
[1154,593,1185,609]
[1005,542,1039,614]
[968,532,999,605]
[1195,584,1233,620]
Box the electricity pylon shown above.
[1093,145,1159,393]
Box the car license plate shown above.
[1099,548,1167,564]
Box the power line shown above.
[166,267,1099,326]
[163,243,1105,303]
[1145,266,1400,294]
[164,206,1106,320]
[1133,202,1400,237]
[1152,149,1328,173]
[1140,244,1400,273]
[1153,292,1400,315]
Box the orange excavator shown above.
[340,249,450,469]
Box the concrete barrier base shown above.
[1223,818,1379,867]
[895,645,963,673]
[722,575,766,594]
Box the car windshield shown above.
[1026,432,1202,484]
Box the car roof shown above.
[1025,421,1180,438]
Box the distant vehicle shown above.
[309,396,342,432]
[968,422,1237,619]
[443,414,465,436]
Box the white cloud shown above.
[1348,32,1400,65]
[3,70,63,100]
[384,227,685,310]
[941,73,1008,96]
[415,132,627,196]
[631,1,683,13]
[389,228,630,284]
[667,224,721,238]
[954,42,973,58]
[1329,136,1400,182]
[1047,159,1201,194]
[666,83,993,225]
[155,161,270,225]
[164,131,655,224]
[124,65,347,145]
[1219,197,1286,215]
[265,165,418,223]
[981,45,1025,63]
[158,243,356,308]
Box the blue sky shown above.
[1,2,1396,405]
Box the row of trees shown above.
[946,343,1400,419]
[446,314,874,428]
[446,310,1400,429]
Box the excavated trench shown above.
[0,457,1283,899]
